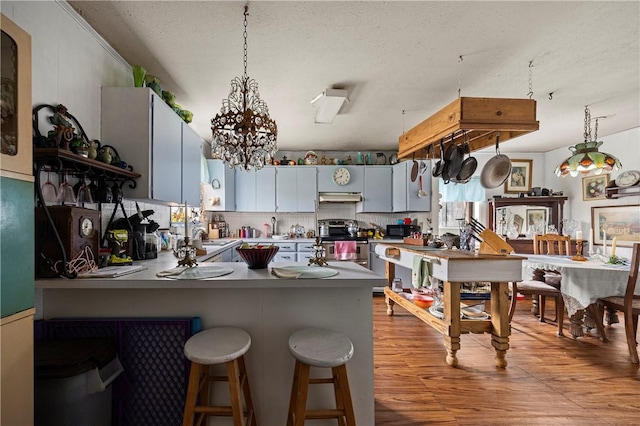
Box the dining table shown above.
[523,254,635,338]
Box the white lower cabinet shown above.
[272,241,297,262]
[296,241,315,262]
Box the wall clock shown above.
[332,167,351,186]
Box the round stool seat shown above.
[288,327,353,368]
[184,327,251,365]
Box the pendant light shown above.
[554,106,621,177]
[211,5,277,171]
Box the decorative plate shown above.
[615,170,640,188]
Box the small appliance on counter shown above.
[386,224,418,238]
[108,203,158,260]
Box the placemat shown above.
[156,266,234,280]
[271,266,338,279]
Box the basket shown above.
[236,246,280,269]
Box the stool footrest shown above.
[309,377,334,384]
[305,409,347,419]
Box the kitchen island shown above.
[375,243,524,368]
[35,254,384,425]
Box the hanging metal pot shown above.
[442,134,463,184]
[480,134,512,189]
[432,139,446,178]
[454,134,478,184]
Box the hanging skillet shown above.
[432,139,446,178]
[411,154,419,182]
[455,133,478,184]
[480,133,512,189]
[442,134,463,184]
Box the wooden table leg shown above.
[385,261,395,316]
[443,281,461,367]
[490,282,510,368]
[569,309,585,338]
[586,304,608,342]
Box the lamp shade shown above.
[554,141,621,177]
[310,89,349,124]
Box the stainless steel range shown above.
[318,219,368,268]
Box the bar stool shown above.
[287,327,356,426]
[182,327,256,426]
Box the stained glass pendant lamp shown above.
[211,5,278,171]
[554,106,621,177]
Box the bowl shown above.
[236,245,279,269]
[412,293,434,309]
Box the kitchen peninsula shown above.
[35,255,384,425]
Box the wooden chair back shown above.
[623,243,640,310]
[533,234,571,255]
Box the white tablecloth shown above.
[523,255,635,316]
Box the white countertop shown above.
[35,252,385,290]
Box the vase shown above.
[132,65,146,87]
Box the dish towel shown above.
[334,241,357,260]
[411,256,432,288]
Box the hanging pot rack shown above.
[398,97,539,160]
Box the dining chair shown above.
[509,234,571,336]
[594,243,640,363]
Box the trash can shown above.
[35,338,124,426]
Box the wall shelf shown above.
[605,184,640,199]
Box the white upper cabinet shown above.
[392,160,431,212]
[356,166,393,213]
[101,87,201,204]
[203,159,235,211]
[235,167,276,212]
[317,166,364,192]
[276,167,317,212]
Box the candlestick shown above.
[571,239,587,262]
[611,237,618,257]
[184,201,188,237]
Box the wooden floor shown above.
[373,295,640,425]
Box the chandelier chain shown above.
[527,60,533,99]
[457,55,463,98]
[243,5,249,79]
[584,105,591,141]
[594,118,599,141]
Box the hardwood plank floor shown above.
[373,295,640,425]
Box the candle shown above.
[184,201,188,238]
[603,230,607,255]
[589,228,594,254]
[611,237,618,257]
[575,231,582,240]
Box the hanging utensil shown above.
[432,139,445,178]
[411,154,419,182]
[455,133,478,183]
[418,175,427,198]
[480,133,512,189]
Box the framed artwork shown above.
[582,175,609,201]
[512,214,524,235]
[505,159,532,193]
[526,208,547,229]
[591,204,640,247]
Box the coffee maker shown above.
[108,203,157,260]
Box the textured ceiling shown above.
[68,1,640,154]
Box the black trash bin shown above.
[35,338,123,426]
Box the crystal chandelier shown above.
[211,5,277,171]
[554,106,621,177]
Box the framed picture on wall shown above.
[591,204,640,246]
[526,208,547,229]
[582,175,609,201]
[505,159,532,193]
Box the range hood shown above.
[318,192,363,203]
[398,97,539,160]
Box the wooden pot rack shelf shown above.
[398,97,539,160]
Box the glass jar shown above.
[392,278,403,292]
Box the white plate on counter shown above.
[271,266,338,279]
